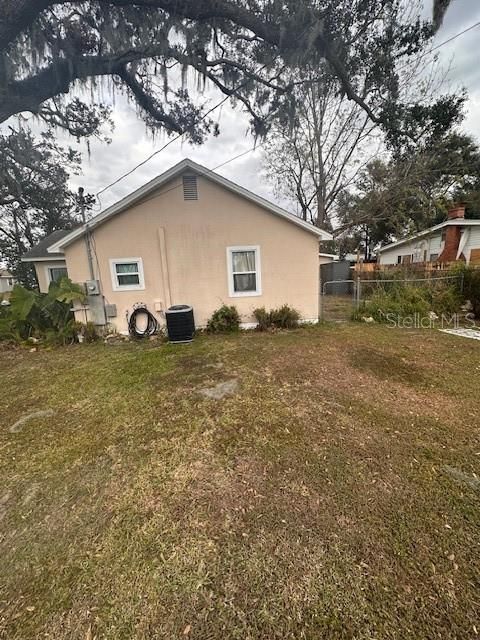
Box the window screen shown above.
[227,246,261,296]
[49,267,68,283]
[110,258,145,290]
[115,262,140,286]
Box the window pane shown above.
[232,250,255,272]
[233,273,256,292]
[117,273,140,286]
[116,262,138,274]
[49,267,68,282]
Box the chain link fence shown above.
[320,273,464,322]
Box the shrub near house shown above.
[0,279,86,345]
[353,280,463,324]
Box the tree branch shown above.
[116,66,183,133]
[0,0,386,129]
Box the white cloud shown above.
[5,0,480,220]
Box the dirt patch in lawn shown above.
[349,345,427,384]
[1,325,480,639]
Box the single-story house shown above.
[377,205,480,266]
[22,230,71,290]
[22,159,332,333]
[0,269,15,294]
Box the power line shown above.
[94,57,277,204]
[94,18,480,204]
[111,143,263,211]
[429,19,480,54]
[397,19,480,72]
[95,93,232,200]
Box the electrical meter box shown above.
[85,280,100,295]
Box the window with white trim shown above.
[47,266,68,284]
[227,246,261,297]
[109,258,145,291]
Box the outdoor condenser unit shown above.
[165,305,195,343]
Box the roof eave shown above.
[21,255,65,263]
[378,218,480,253]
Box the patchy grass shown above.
[1,324,480,639]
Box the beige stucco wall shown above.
[34,260,68,293]
[64,174,320,332]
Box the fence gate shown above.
[320,261,356,321]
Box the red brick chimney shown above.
[447,204,466,220]
[438,204,466,263]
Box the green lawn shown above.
[1,324,479,639]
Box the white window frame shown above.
[109,257,145,291]
[45,265,68,285]
[226,245,262,297]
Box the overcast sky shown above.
[34,1,480,213]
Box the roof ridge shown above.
[46,159,331,253]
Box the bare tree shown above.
[264,67,380,228]
[263,1,461,230]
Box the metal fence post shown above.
[356,278,362,309]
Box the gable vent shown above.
[182,175,198,200]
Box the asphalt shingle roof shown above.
[22,229,71,260]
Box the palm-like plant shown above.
[2,278,86,343]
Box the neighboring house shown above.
[0,269,15,294]
[318,253,339,265]
[22,159,332,332]
[22,229,70,290]
[378,205,480,266]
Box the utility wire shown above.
[95,94,232,199]
[429,19,480,54]
[94,19,480,204]
[107,143,263,211]
[95,57,276,204]
[397,19,480,73]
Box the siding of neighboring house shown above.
[318,254,337,265]
[463,226,480,263]
[63,174,320,332]
[379,225,480,265]
[378,232,444,265]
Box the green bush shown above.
[352,282,462,323]
[253,306,271,331]
[74,321,100,343]
[270,304,300,329]
[253,304,300,330]
[0,277,86,345]
[206,305,240,333]
[431,286,463,315]
[460,267,480,317]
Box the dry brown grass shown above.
[1,324,480,639]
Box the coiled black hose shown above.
[128,306,159,338]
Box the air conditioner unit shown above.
[165,305,195,343]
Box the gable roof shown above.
[0,269,13,278]
[22,229,71,262]
[377,218,480,254]
[47,159,332,253]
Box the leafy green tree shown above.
[262,1,464,230]
[0,128,93,286]
[0,0,457,144]
[336,132,480,256]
